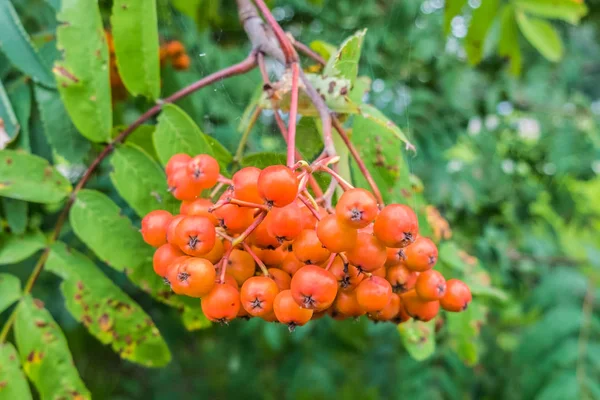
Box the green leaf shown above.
[358,104,414,151]
[1,198,28,235]
[113,124,159,161]
[514,0,587,24]
[54,0,112,142]
[0,231,45,265]
[465,0,500,65]
[204,134,233,172]
[46,242,171,367]
[348,76,371,105]
[0,343,33,400]
[34,85,90,164]
[446,302,486,366]
[70,189,148,272]
[498,5,522,76]
[14,296,90,399]
[0,1,55,87]
[111,0,160,99]
[324,29,367,84]
[398,319,436,361]
[6,80,32,152]
[241,152,286,169]
[438,241,465,272]
[0,79,19,148]
[309,40,337,62]
[0,273,21,314]
[153,104,213,165]
[110,144,178,217]
[296,118,324,161]
[516,12,564,62]
[0,150,72,203]
[444,0,467,35]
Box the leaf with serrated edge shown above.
[14,296,90,399]
[34,85,90,164]
[0,1,55,87]
[153,104,214,165]
[0,150,72,203]
[324,29,366,84]
[46,242,171,367]
[0,343,33,400]
[110,144,178,217]
[54,0,112,142]
[0,273,21,314]
[516,12,564,62]
[0,231,46,265]
[398,319,436,361]
[111,0,160,99]
[70,189,147,271]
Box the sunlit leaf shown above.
[516,12,564,62]
[324,29,367,84]
[0,343,33,400]
[54,0,112,142]
[14,296,90,399]
[111,0,160,99]
[46,242,171,367]
[0,273,21,314]
[514,0,588,24]
[0,150,72,203]
[1,198,27,235]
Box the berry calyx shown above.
[240,276,279,317]
[273,290,313,331]
[335,188,379,229]
[290,265,338,311]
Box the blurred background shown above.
[2,0,600,399]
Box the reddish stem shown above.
[292,40,327,66]
[229,198,269,211]
[232,211,268,247]
[252,0,296,63]
[297,195,322,221]
[319,165,353,191]
[243,242,270,277]
[332,117,384,207]
[218,175,233,185]
[219,246,234,283]
[287,63,300,167]
[324,253,336,271]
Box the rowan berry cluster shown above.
[140,153,472,330]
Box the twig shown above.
[287,63,300,167]
[219,246,234,284]
[243,242,270,277]
[292,39,327,66]
[251,0,297,63]
[232,211,268,247]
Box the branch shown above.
[251,0,297,63]
[0,54,257,344]
[287,62,300,167]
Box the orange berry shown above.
[201,284,241,323]
[257,165,298,207]
[141,210,173,247]
[316,214,358,253]
[335,188,379,229]
[345,232,386,272]
[273,290,313,331]
[373,204,419,248]
[404,237,438,272]
[415,270,447,301]
[440,279,472,312]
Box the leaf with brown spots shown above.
[0,343,32,400]
[46,242,171,367]
[397,319,436,361]
[323,29,367,85]
[14,296,90,399]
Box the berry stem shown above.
[318,165,354,191]
[210,182,226,200]
[297,194,322,221]
[0,54,258,345]
[232,211,268,247]
[324,253,336,271]
[243,242,270,277]
[219,246,234,284]
[229,198,269,211]
[287,62,300,168]
[291,38,327,66]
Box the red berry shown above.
[225,249,256,286]
[166,153,191,176]
[251,245,286,267]
[141,210,173,247]
[404,237,438,272]
[174,216,216,256]
[329,257,364,291]
[293,229,331,265]
[201,238,225,264]
[333,290,365,318]
[273,290,313,331]
[213,204,255,234]
[169,257,216,298]
[370,293,401,322]
[385,247,406,267]
[345,232,387,272]
[187,154,219,188]
[201,283,241,323]
[267,268,292,291]
[167,168,203,201]
[280,251,304,276]
[335,188,379,229]
[240,276,279,317]
[373,204,419,248]
[401,290,440,322]
[180,198,218,225]
[232,167,262,204]
[355,276,392,312]
[153,243,184,277]
[386,264,418,293]
[267,202,303,242]
[440,279,472,312]
[316,214,358,253]
[166,214,186,245]
[290,265,338,311]
[257,165,298,207]
[415,270,446,301]
[249,216,280,249]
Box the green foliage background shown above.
[1,0,600,399]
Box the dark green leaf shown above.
[0,79,19,148]
[446,302,486,366]
[14,295,90,399]
[0,1,55,87]
[514,0,587,24]
[444,0,467,35]
[110,144,178,217]
[516,12,564,62]
[70,189,148,271]
[1,197,28,234]
[241,152,286,169]
[324,29,367,84]
[34,85,90,164]
[46,242,171,367]
[398,320,436,361]
[296,117,323,161]
[0,231,45,265]
[6,80,32,152]
[54,0,112,142]
[465,0,500,65]
[0,343,32,400]
[498,5,522,76]
[204,134,233,172]
[122,125,159,161]
[0,149,72,203]
[153,104,213,165]
[111,0,160,99]
[0,273,21,314]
